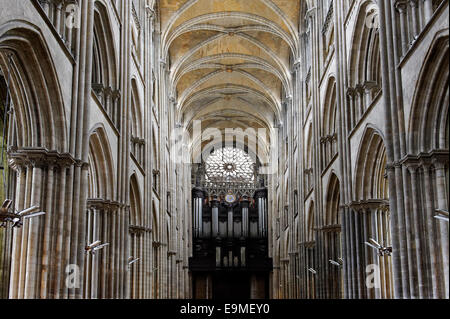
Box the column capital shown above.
[348,199,390,211]
[8,147,77,170]
[305,7,316,20]
[394,0,408,12]
[363,80,380,92]
[355,83,365,95]
[146,6,155,19]
[86,198,121,211]
[346,87,356,98]
[408,0,419,8]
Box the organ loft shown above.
[0,0,448,300]
[190,148,272,299]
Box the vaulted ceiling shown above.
[160,0,301,157]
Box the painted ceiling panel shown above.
[160,0,300,149]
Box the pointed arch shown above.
[408,32,449,154]
[92,1,118,89]
[354,126,388,200]
[322,76,338,170]
[130,79,143,139]
[129,174,142,226]
[348,1,382,129]
[0,21,67,152]
[87,125,115,200]
[325,173,340,226]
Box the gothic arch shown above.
[129,174,142,226]
[92,1,118,89]
[306,201,315,242]
[130,79,144,166]
[347,1,382,129]
[130,79,143,139]
[129,173,144,299]
[325,173,340,226]
[87,125,115,200]
[406,31,449,299]
[352,125,393,299]
[349,1,381,88]
[324,172,342,299]
[408,32,449,154]
[322,76,338,170]
[0,21,67,152]
[354,126,388,200]
[323,76,337,137]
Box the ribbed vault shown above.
[161,0,300,160]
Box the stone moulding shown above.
[7,147,78,170]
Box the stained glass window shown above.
[205,147,255,184]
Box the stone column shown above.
[422,161,441,298]
[422,0,434,22]
[395,1,409,56]
[346,88,356,129]
[409,0,421,39]
[433,157,449,298]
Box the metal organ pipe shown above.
[198,198,203,237]
[194,199,198,237]
[258,198,263,237]
[242,199,249,238]
[228,207,233,238]
[262,198,266,237]
[212,198,219,237]
[255,189,267,238]
[193,188,204,238]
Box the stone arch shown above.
[0,21,67,152]
[354,125,388,201]
[130,79,143,139]
[406,31,449,299]
[347,1,382,129]
[321,76,338,170]
[92,1,118,89]
[408,32,449,154]
[349,1,381,88]
[352,125,393,299]
[324,172,342,299]
[325,173,340,226]
[87,125,115,200]
[130,79,144,166]
[129,174,142,226]
[129,173,144,299]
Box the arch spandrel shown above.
[162,0,299,40]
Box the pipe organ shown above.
[190,187,272,299]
